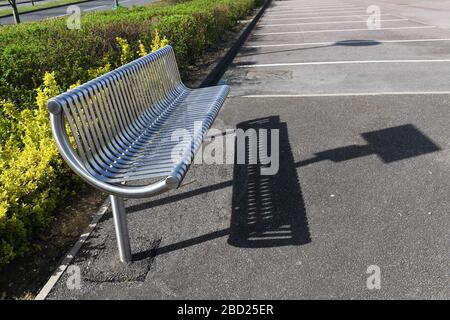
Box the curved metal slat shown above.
[48,45,229,186]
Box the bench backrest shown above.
[47,45,183,175]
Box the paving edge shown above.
[0,0,47,8]
[200,0,272,87]
[34,0,271,300]
[34,198,110,300]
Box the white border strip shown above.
[84,5,106,12]
[273,0,349,3]
[255,26,435,35]
[268,5,361,11]
[265,10,370,17]
[238,92,450,98]
[266,7,366,14]
[259,19,408,27]
[245,38,450,48]
[237,59,450,68]
[262,14,396,21]
[34,198,110,300]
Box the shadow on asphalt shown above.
[236,39,381,59]
[228,116,311,247]
[129,116,312,260]
[127,122,440,259]
[296,124,441,166]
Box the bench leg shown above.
[110,195,132,263]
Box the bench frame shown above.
[48,46,229,262]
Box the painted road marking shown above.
[262,14,396,21]
[265,10,373,17]
[236,59,450,68]
[268,4,362,11]
[237,92,450,98]
[84,5,106,12]
[268,7,361,12]
[245,38,450,48]
[259,19,408,27]
[266,7,366,14]
[255,26,436,36]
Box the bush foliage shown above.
[0,0,258,268]
[0,0,257,108]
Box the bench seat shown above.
[48,45,230,262]
[83,85,228,184]
[48,45,229,193]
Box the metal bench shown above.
[47,45,229,263]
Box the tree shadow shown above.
[296,124,441,166]
[236,39,381,59]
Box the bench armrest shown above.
[49,106,179,199]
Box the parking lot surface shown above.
[47,0,450,299]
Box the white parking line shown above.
[238,92,450,98]
[273,2,358,8]
[245,38,450,48]
[259,19,408,27]
[268,7,360,12]
[269,4,361,10]
[84,5,106,12]
[265,10,372,17]
[262,14,396,21]
[237,59,450,68]
[387,12,434,27]
[266,7,366,14]
[255,26,436,36]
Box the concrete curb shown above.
[0,0,92,19]
[200,0,271,87]
[0,0,46,8]
[34,0,270,300]
[34,198,110,300]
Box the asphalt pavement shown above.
[45,0,450,299]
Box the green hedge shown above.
[0,0,257,108]
[0,0,259,268]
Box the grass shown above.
[0,0,92,17]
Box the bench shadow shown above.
[228,116,311,247]
[132,116,311,261]
[131,123,440,261]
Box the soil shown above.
[0,186,107,299]
[184,20,250,88]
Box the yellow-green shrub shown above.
[0,72,79,267]
[116,37,133,65]
[0,0,260,268]
[150,29,170,52]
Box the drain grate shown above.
[245,69,292,81]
